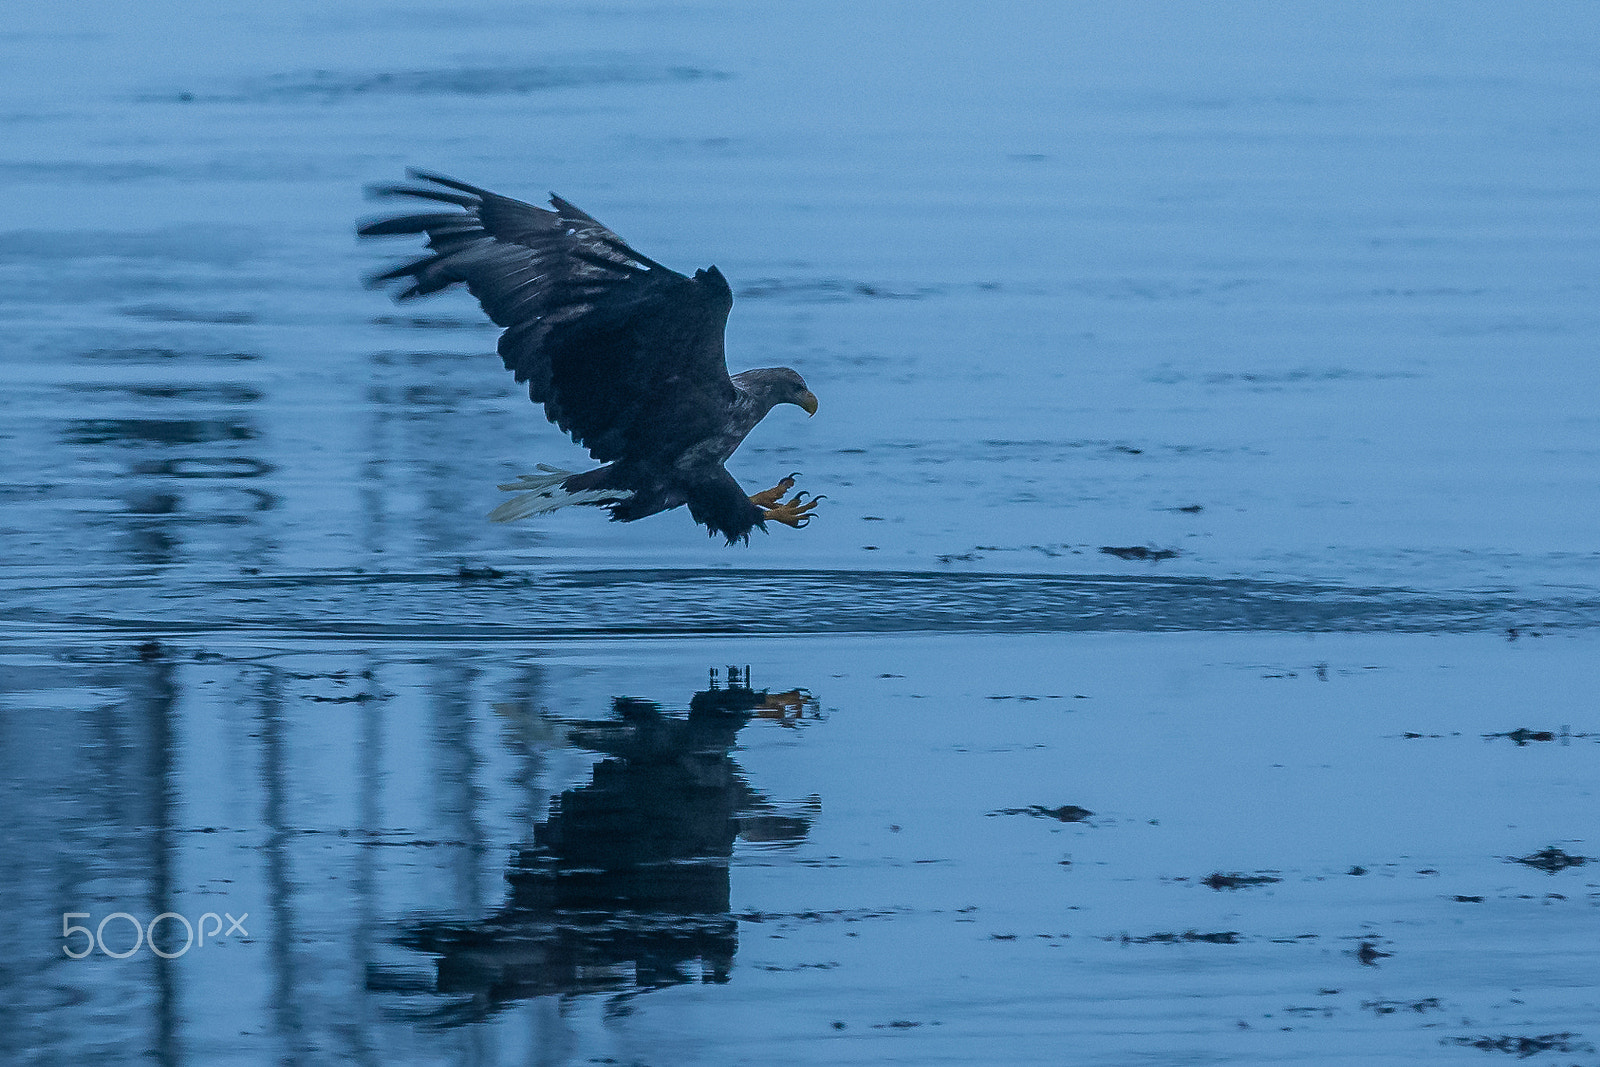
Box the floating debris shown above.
[1483,727,1558,745]
[1363,997,1441,1015]
[987,805,1094,823]
[1116,930,1241,945]
[1510,846,1590,873]
[1442,1032,1593,1057]
[1356,940,1392,966]
[1099,545,1180,562]
[304,691,385,704]
[1202,871,1282,890]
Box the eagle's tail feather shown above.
[488,465,633,523]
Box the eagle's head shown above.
[741,366,818,416]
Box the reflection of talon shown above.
[761,688,810,714]
[758,688,818,722]
[762,492,825,529]
[749,473,800,509]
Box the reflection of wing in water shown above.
[374,669,820,1024]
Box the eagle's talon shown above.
[762,492,823,529]
[749,473,800,509]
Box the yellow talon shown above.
[749,472,799,509]
[762,491,824,529]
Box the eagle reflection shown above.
[386,669,819,1021]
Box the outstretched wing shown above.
[359,170,738,462]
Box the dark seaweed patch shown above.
[1100,545,1180,562]
[1443,1032,1592,1057]
[1484,727,1557,745]
[1115,930,1241,945]
[987,805,1093,823]
[303,692,384,704]
[1509,846,1590,873]
[1356,940,1392,965]
[736,907,904,924]
[1202,871,1282,890]
[1363,997,1441,1015]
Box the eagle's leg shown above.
[748,472,799,509]
[762,491,824,529]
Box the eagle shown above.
[358,170,821,544]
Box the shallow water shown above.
[2,1,1598,1063]
[5,632,1599,1065]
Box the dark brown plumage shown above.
[358,170,819,543]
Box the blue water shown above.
[3,1,1598,1063]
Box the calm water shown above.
[3,1,1598,1063]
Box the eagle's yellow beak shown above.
[796,390,818,416]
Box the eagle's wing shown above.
[359,170,737,463]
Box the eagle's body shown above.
[358,171,819,543]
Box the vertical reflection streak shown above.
[345,654,382,1067]
[258,666,308,1064]
[135,656,182,1067]
[429,655,492,1062]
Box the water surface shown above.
[3,1,1598,1063]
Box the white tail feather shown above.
[488,465,633,524]
[495,464,575,494]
